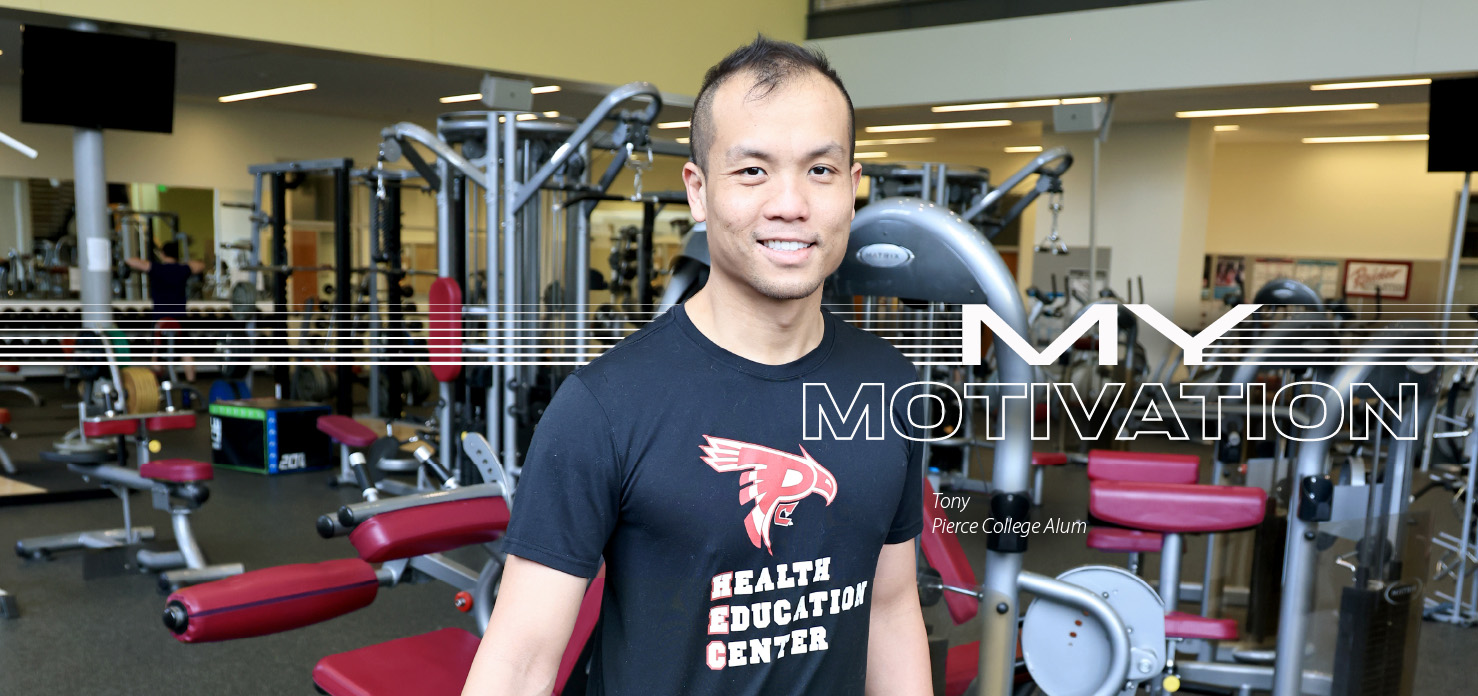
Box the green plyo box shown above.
[209,398,332,475]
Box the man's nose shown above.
[762,173,809,223]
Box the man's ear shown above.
[682,161,707,223]
[849,161,863,220]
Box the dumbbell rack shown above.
[1426,414,1478,627]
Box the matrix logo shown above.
[961,303,1261,366]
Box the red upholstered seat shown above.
[313,628,479,696]
[1087,450,1199,484]
[1165,611,1239,641]
[141,458,214,483]
[348,497,510,563]
[145,413,197,431]
[312,572,606,696]
[428,277,464,383]
[921,479,978,625]
[168,558,378,643]
[1,365,18,372]
[1032,452,1068,466]
[1086,526,1163,553]
[0,408,9,425]
[944,641,1027,696]
[1090,481,1266,533]
[83,419,138,438]
[316,415,377,449]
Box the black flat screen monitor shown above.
[20,25,176,134]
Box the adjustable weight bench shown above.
[15,410,244,591]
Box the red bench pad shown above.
[83,419,137,438]
[921,479,978,625]
[0,408,9,425]
[317,415,377,449]
[141,458,213,482]
[1090,481,1266,533]
[313,628,478,696]
[1032,452,1068,466]
[944,640,1027,696]
[168,558,378,643]
[428,277,463,383]
[145,413,197,431]
[1087,450,1199,484]
[1086,526,1163,553]
[1165,611,1239,641]
[348,497,510,563]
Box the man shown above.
[125,241,205,382]
[464,37,930,695]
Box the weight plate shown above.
[1021,565,1166,695]
[229,282,259,322]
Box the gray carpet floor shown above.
[0,379,1474,694]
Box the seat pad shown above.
[1032,452,1068,466]
[1087,450,1199,484]
[0,407,9,425]
[1086,526,1163,553]
[82,419,138,438]
[141,458,214,482]
[348,497,510,563]
[168,558,378,643]
[145,413,197,431]
[313,628,478,696]
[921,479,978,625]
[1090,481,1266,533]
[316,415,377,449]
[1165,611,1239,641]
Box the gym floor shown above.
[0,378,1474,694]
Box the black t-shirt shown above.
[502,304,924,696]
[148,262,192,320]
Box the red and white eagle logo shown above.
[700,436,838,554]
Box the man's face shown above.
[683,71,861,302]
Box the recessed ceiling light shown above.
[219,83,317,103]
[1004,146,1043,153]
[1310,78,1431,91]
[542,111,559,118]
[1176,103,1378,118]
[676,137,690,144]
[1213,125,1241,132]
[854,151,888,159]
[657,121,690,129]
[531,85,561,94]
[440,93,482,103]
[854,137,936,146]
[515,113,538,121]
[1302,134,1428,144]
[865,120,1012,133]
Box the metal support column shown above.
[333,166,353,415]
[74,128,110,329]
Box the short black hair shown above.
[690,35,854,171]
[162,241,180,260]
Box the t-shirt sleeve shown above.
[885,383,925,544]
[500,374,620,579]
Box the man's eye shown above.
[811,165,833,176]
[740,167,764,176]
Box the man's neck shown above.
[683,278,825,366]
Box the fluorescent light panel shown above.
[1310,78,1430,91]
[1004,146,1043,153]
[1302,134,1427,144]
[219,83,317,103]
[441,85,562,103]
[676,137,690,144]
[854,151,888,159]
[1213,125,1240,132]
[933,96,1100,113]
[657,121,690,129]
[543,111,559,117]
[865,120,1011,133]
[854,137,936,146]
[1176,103,1377,118]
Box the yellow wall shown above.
[1205,141,1467,261]
[1,0,806,95]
